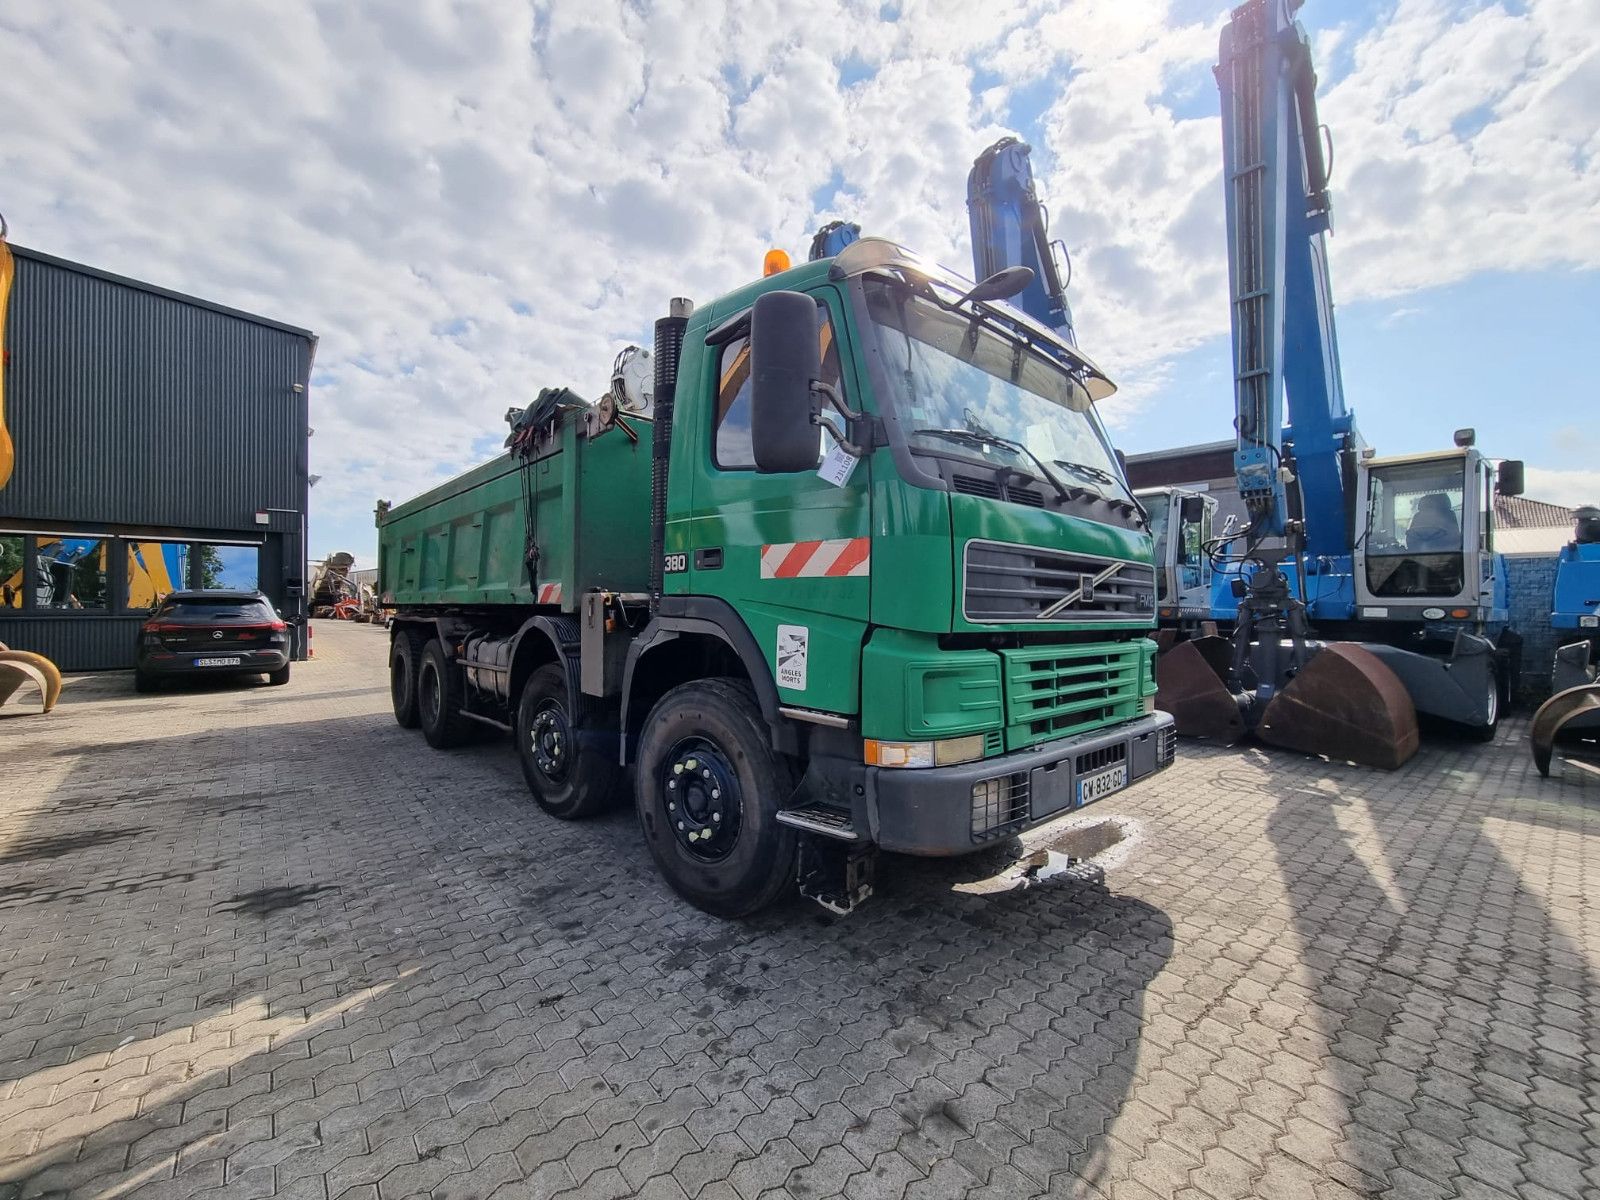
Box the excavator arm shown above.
[966,137,1077,345]
[1217,0,1356,554]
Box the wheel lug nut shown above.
[712,812,721,822]
[711,789,720,800]
[677,822,685,831]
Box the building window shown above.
[126,542,192,610]
[1,535,22,608]
[198,544,259,590]
[35,536,109,610]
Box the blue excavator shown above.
[1139,0,1529,767]
[945,1,1526,767]
[1532,506,1600,776]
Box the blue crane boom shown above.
[966,137,1077,345]
[1217,0,1356,558]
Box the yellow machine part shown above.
[0,230,12,489]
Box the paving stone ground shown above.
[1,620,1596,1200]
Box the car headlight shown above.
[864,734,986,769]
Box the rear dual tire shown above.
[418,639,472,749]
[391,631,422,728]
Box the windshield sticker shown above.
[776,625,808,690]
[817,444,859,488]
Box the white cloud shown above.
[0,0,1593,562]
[1524,468,1600,511]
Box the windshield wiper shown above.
[913,425,1071,504]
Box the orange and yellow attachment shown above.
[762,248,791,277]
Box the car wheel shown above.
[267,664,291,687]
[515,663,623,819]
[417,639,471,749]
[390,631,422,728]
[634,678,798,918]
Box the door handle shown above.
[695,547,723,570]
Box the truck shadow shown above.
[1258,743,1599,1194]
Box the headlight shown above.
[864,734,986,768]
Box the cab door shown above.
[679,285,872,716]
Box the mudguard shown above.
[1358,630,1498,729]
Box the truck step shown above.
[776,805,861,841]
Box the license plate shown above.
[194,656,242,667]
[1077,764,1127,806]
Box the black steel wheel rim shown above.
[661,738,742,862]
[529,700,571,783]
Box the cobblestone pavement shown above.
[1,621,1596,1200]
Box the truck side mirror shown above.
[1180,495,1207,523]
[750,290,822,473]
[1496,459,1525,498]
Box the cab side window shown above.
[713,303,846,471]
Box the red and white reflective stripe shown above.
[760,538,870,579]
[537,582,562,604]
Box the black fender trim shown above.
[620,596,796,764]
[509,614,581,712]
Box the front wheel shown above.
[515,663,622,819]
[634,678,798,918]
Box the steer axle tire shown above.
[515,663,623,820]
[634,678,798,918]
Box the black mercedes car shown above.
[134,590,291,692]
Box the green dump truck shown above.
[378,237,1175,916]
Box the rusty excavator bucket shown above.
[1154,636,1248,745]
[1256,643,1420,770]
[1155,636,1420,769]
[0,644,63,716]
[1530,684,1600,778]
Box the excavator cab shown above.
[1353,447,1516,631]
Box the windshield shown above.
[1364,459,1467,597]
[863,279,1131,506]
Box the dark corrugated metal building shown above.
[1,244,314,670]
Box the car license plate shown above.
[1077,764,1127,806]
[194,656,242,667]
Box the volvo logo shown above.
[1039,562,1126,619]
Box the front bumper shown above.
[137,647,289,677]
[870,710,1176,856]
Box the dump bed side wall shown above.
[378,418,652,610]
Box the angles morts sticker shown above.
[776,624,808,691]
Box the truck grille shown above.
[999,643,1144,752]
[963,541,1155,623]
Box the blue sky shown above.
[1,0,1594,565]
